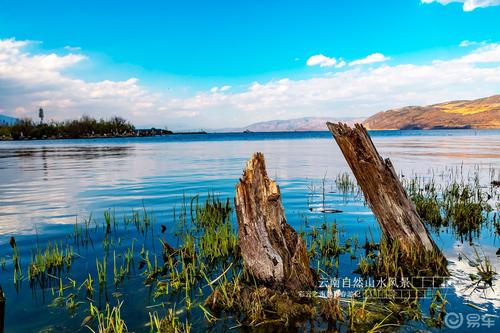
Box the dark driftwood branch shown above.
[235,153,315,291]
[326,122,440,255]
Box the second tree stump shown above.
[235,153,315,291]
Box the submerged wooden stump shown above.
[326,123,441,256]
[235,153,315,291]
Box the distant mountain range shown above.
[363,95,500,130]
[4,94,499,132]
[0,114,18,126]
[234,117,363,132]
[234,95,500,132]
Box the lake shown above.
[0,129,499,332]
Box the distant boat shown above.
[243,129,253,133]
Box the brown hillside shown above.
[363,95,500,130]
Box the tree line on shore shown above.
[0,116,138,140]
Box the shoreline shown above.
[0,130,208,142]
[2,127,500,142]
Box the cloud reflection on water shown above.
[0,133,498,235]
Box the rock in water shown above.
[235,152,315,291]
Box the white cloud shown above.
[421,0,500,11]
[210,85,232,93]
[306,54,339,68]
[349,53,390,66]
[455,42,500,63]
[64,45,82,52]
[1,37,500,129]
[163,42,500,127]
[0,38,161,126]
[460,40,477,47]
[336,60,347,68]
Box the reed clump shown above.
[87,301,128,333]
[149,308,191,333]
[205,274,317,327]
[308,222,343,257]
[464,247,498,291]
[335,171,358,195]
[405,168,495,241]
[356,237,448,278]
[144,195,240,300]
[28,241,74,283]
[193,197,238,261]
[9,237,23,285]
[205,271,440,332]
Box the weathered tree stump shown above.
[235,153,315,291]
[326,123,441,256]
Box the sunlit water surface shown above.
[0,130,499,332]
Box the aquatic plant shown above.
[183,196,239,261]
[96,256,107,286]
[73,215,94,247]
[406,176,443,228]
[148,308,191,333]
[335,171,358,195]
[206,278,317,327]
[142,251,163,286]
[49,292,84,312]
[10,237,23,285]
[309,222,343,257]
[113,250,131,286]
[79,273,94,296]
[1,181,495,332]
[427,290,447,328]
[28,241,74,283]
[87,301,128,333]
[405,168,495,241]
[442,181,490,240]
[365,237,448,278]
[464,247,497,291]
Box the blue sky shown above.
[0,0,499,129]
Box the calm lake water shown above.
[0,129,499,332]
